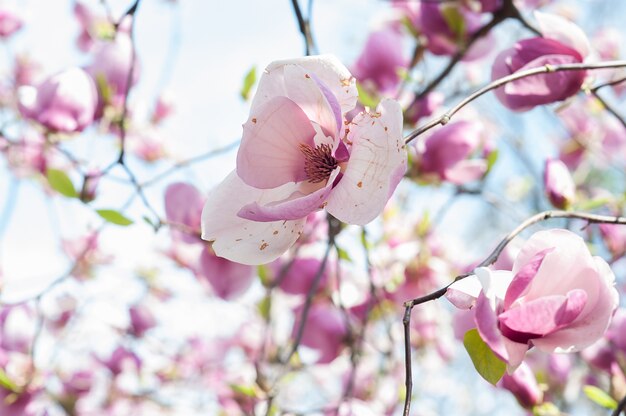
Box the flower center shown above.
[299,143,338,183]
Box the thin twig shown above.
[404,60,626,144]
[401,209,626,415]
[613,393,626,416]
[290,0,316,56]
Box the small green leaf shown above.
[96,209,134,226]
[574,196,612,211]
[240,66,257,100]
[486,149,499,172]
[463,328,506,385]
[583,385,617,409]
[337,246,352,262]
[440,5,466,41]
[356,82,379,109]
[257,295,271,321]
[230,384,257,397]
[0,368,19,393]
[46,168,78,198]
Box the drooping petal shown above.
[535,11,591,58]
[201,171,306,265]
[237,167,341,221]
[326,99,406,225]
[237,96,315,189]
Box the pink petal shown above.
[499,291,587,341]
[445,275,482,309]
[283,64,340,136]
[164,182,204,242]
[532,256,618,352]
[198,249,254,300]
[237,96,315,188]
[502,54,585,110]
[254,55,358,118]
[326,99,406,225]
[237,167,340,221]
[535,11,590,57]
[443,159,487,185]
[201,171,306,265]
[504,248,552,309]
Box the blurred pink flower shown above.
[86,33,139,109]
[151,92,175,124]
[18,67,97,133]
[62,370,94,397]
[271,256,330,295]
[101,346,141,375]
[492,12,590,111]
[447,229,618,369]
[414,120,488,184]
[202,55,406,265]
[499,362,543,408]
[599,223,626,259]
[404,92,443,125]
[128,304,156,337]
[0,8,23,38]
[352,27,408,94]
[593,28,620,60]
[164,182,205,244]
[197,248,254,300]
[292,301,348,364]
[544,158,575,209]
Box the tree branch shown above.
[404,60,626,144]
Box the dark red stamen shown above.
[299,143,338,183]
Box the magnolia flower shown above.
[499,362,543,409]
[446,229,618,369]
[352,27,408,94]
[492,12,590,111]
[202,55,406,265]
[18,67,97,133]
[292,301,348,364]
[544,158,575,209]
[413,120,489,184]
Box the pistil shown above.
[299,143,338,183]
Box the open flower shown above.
[202,55,406,265]
[492,12,590,111]
[18,67,97,133]
[446,229,618,369]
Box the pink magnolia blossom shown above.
[492,12,590,111]
[414,120,488,185]
[100,346,141,375]
[292,301,348,364]
[86,33,139,109]
[352,27,408,94]
[599,223,626,259]
[0,8,23,38]
[165,182,254,299]
[499,362,543,408]
[446,229,618,369]
[396,2,494,59]
[544,158,575,209]
[18,67,97,133]
[404,92,443,125]
[271,256,331,295]
[74,1,130,52]
[151,92,175,124]
[197,248,254,300]
[202,55,406,265]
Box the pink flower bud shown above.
[18,67,97,133]
[599,223,626,259]
[292,301,348,364]
[544,158,575,209]
[151,92,175,124]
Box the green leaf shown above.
[356,82,379,109]
[96,209,134,226]
[46,168,78,198]
[486,149,499,173]
[532,402,561,416]
[337,246,352,262]
[257,295,271,321]
[240,66,257,100]
[0,368,19,393]
[574,196,612,211]
[463,328,506,385]
[583,385,618,409]
[440,5,465,40]
[230,384,257,397]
